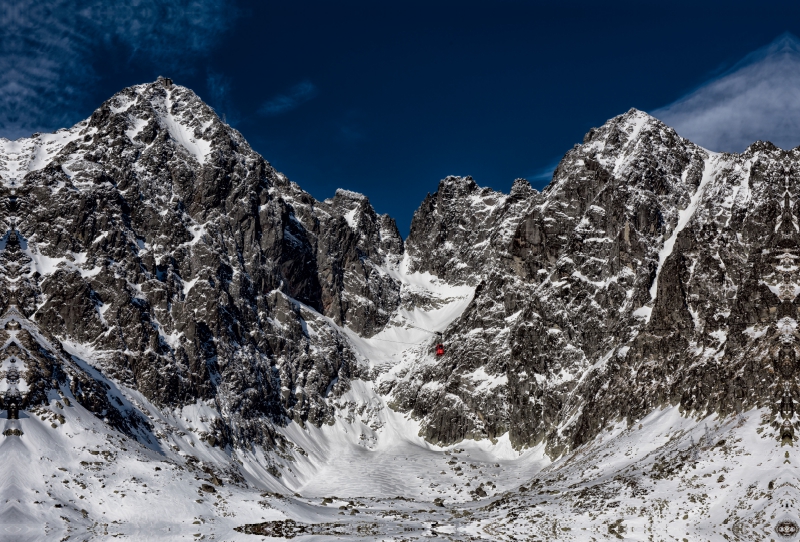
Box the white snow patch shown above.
[182,276,200,295]
[125,117,148,141]
[163,92,212,164]
[649,154,721,308]
[343,207,358,229]
[465,367,508,391]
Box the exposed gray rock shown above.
[0,78,401,451]
[392,108,800,458]
[3,81,798,468]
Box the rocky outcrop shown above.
[0,77,402,451]
[4,80,800,466]
[391,109,800,458]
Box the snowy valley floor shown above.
[2,399,795,541]
[2,265,795,541]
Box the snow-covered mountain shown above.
[0,78,797,540]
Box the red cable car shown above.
[435,343,445,356]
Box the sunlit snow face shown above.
[654,33,800,153]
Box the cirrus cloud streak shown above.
[258,81,318,117]
[0,0,237,140]
[653,33,800,152]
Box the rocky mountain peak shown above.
[510,177,536,197]
[4,79,800,538]
[0,79,411,453]
[380,104,800,462]
[95,76,229,162]
[9,80,790,462]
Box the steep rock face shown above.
[393,109,800,458]
[5,81,800,538]
[384,177,540,443]
[406,176,539,285]
[4,78,800,475]
[300,188,403,337]
[0,78,402,449]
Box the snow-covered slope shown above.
[1,79,799,539]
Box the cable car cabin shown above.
[435,344,445,356]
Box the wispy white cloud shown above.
[258,81,318,117]
[653,33,800,152]
[526,158,562,183]
[0,0,237,140]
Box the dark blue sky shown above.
[7,1,800,233]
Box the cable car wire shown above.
[363,322,444,347]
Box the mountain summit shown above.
[0,79,796,539]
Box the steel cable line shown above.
[364,322,443,346]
